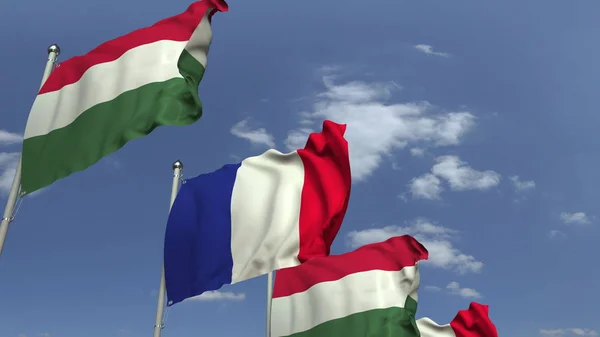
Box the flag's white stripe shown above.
[230,149,303,283]
[271,265,421,337]
[24,11,213,140]
[184,10,213,67]
[416,317,456,337]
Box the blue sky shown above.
[1,0,599,336]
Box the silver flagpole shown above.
[0,44,60,258]
[153,160,183,337]
[266,271,274,337]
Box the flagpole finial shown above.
[173,160,183,170]
[48,44,60,56]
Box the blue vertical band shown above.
[164,162,242,305]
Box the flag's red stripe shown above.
[450,302,499,337]
[273,235,429,298]
[39,0,228,95]
[295,120,351,264]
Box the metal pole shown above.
[266,271,274,337]
[0,44,60,258]
[153,160,183,337]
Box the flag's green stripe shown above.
[283,297,419,337]
[21,50,205,195]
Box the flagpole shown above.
[0,44,60,258]
[266,271,273,337]
[153,160,183,337]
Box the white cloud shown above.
[408,156,500,200]
[318,65,343,74]
[102,154,121,169]
[413,44,451,58]
[510,175,536,192]
[285,75,475,181]
[409,173,443,200]
[560,212,591,225]
[230,119,275,148]
[548,230,566,239]
[0,130,22,145]
[446,281,482,298]
[346,218,483,274]
[0,152,19,195]
[424,285,441,292]
[431,156,501,191]
[410,147,426,157]
[188,290,246,302]
[540,329,598,336]
[0,129,22,196]
[116,328,130,336]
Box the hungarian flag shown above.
[271,235,428,337]
[21,0,228,195]
[416,302,498,337]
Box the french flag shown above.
[164,120,352,305]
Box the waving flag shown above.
[164,120,352,305]
[21,0,228,195]
[271,235,428,337]
[416,302,498,337]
